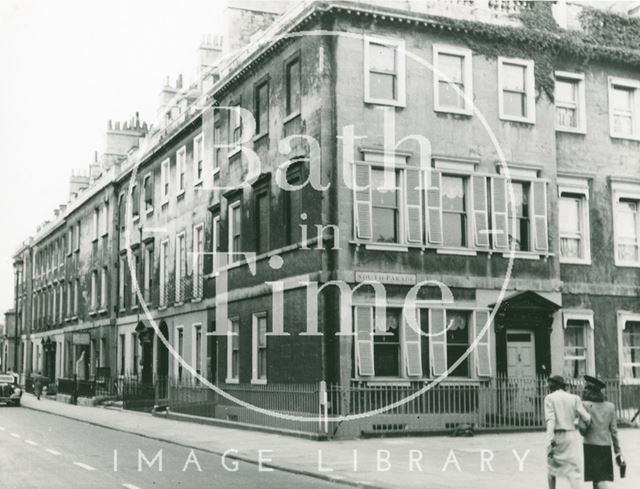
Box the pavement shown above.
[3,393,639,489]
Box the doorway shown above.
[506,331,536,415]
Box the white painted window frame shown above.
[433,44,473,116]
[558,177,591,265]
[226,317,240,384]
[176,146,187,196]
[159,239,169,306]
[562,310,595,377]
[228,201,241,263]
[160,158,170,205]
[192,223,204,298]
[193,133,204,186]
[192,322,203,376]
[435,160,475,253]
[175,231,186,303]
[363,36,406,107]
[608,76,640,140]
[617,311,640,384]
[212,214,221,275]
[611,181,640,268]
[143,174,153,215]
[251,312,268,384]
[498,56,536,124]
[554,71,587,134]
[174,325,184,382]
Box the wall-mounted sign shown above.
[354,271,417,286]
[72,333,90,345]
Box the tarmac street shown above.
[1,394,639,489]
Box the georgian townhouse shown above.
[10,0,640,438]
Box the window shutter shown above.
[532,180,549,252]
[355,306,375,377]
[429,309,447,376]
[472,175,490,248]
[405,167,423,244]
[403,308,422,377]
[354,164,372,240]
[427,170,443,245]
[491,176,508,250]
[473,310,492,377]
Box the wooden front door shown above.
[506,331,536,414]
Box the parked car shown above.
[0,373,22,406]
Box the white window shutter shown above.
[491,176,508,250]
[429,309,447,376]
[532,180,549,252]
[405,167,423,244]
[427,170,443,245]
[355,306,375,377]
[354,164,373,240]
[403,308,422,377]
[472,175,490,248]
[473,310,492,377]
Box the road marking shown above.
[46,448,61,456]
[10,432,20,438]
[73,462,96,471]
[25,439,39,446]
[122,484,142,489]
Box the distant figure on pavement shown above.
[75,351,86,380]
[33,372,43,400]
[581,375,625,488]
[545,375,591,489]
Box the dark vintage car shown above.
[0,373,22,406]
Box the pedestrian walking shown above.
[581,375,625,488]
[544,374,591,489]
[33,371,43,400]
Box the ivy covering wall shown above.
[418,3,640,101]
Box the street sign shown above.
[72,333,90,345]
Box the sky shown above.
[0,0,226,315]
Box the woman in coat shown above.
[581,375,624,488]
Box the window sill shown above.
[436,248,477,256]
[253,132,268,143]
[610,133,640,142]
[614,261,640,268]
[283,111,301,124]
[161,199,169,208]
[620,378,640,385]
[501,251,542,260]
[363,243,409,252]
[559,257,591,265]
[251,378,267,385]
[98,308,108,315]
[434,106,473,117]
[228,147,242,159]
[158,306,168,311]
[174,301,184,307]
[176,190,185,200]
[225,378,239,384]
[556,126,586,135]
[132,215,140,223]
[145,208,154,216]
[191,297,203,304]
[212,167,221,176]
[499,115,535,125]
[364,96,405,108]
[193,180,203,188]
[88,311,97,317]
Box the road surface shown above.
[0,405,345,489]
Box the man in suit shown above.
[544,375,591,489]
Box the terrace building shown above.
[11,0,640,437]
